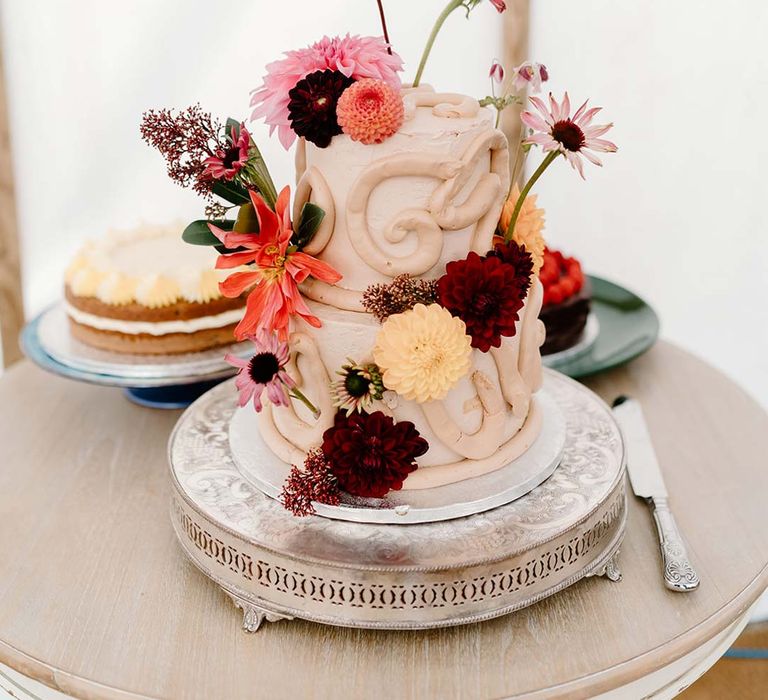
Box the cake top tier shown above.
[65,223,225,307]
[294,86,510,311]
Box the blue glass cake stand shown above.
[20,304,250,409]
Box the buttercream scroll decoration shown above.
[345,106,510,278]
[292,166,336,256]
[257,333,334,465]
[422,370,506,460]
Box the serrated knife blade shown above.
[613,397,700,592]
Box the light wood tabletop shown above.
[0,342,767,700]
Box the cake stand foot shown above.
[227,593,293,633]
[592,550,623,582]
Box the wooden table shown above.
[1,342,767,699]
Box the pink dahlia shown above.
[336,79,404,144]
[225,332,295,412]
[250,35,404,149]
[202,123,250,181]
[490,0,507,12]
[521,92,617,178]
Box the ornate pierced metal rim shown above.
[171,494,626,630]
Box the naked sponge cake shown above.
[64,223,245,355]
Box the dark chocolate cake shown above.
[539,248,592,354]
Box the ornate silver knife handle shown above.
[649,496,700,591]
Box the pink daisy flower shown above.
[202,123,250,181]
[250,35,404,149]
[521,92,618,178]
[225,332,295,412]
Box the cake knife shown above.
[612,397,700,592]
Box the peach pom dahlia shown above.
[336,79,404,145]
[499,185,546,274]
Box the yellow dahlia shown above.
[499,185,546,274]
[373,303,472,403]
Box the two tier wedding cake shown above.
[143,0,615,513]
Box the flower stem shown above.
[376,0,393,54]
[289,386,321,420]
[504,150,560,242]
[412,0,464,88]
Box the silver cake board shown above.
[168,369,626,631]
[229,389,566,524]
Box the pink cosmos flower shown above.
[250,35,404,149]
[203,124,250,181]
[489,60,505,84]
[521,92,618,178]
[490,0,507,12]
[512,62,549,93]
[226,332,295,412]
[210,186,342,341]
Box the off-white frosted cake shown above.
[65,224,246,354]
[256,87,546,490]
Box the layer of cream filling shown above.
[65,302,243,336]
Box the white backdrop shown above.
[1,0,766,408]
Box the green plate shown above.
[543,275,659,379]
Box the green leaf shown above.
[212,179,251,205]
[234,202,260,233]
[246,138,278,209]
[225,117,241,138]
[182,219,234,246]
[292,202,325,250]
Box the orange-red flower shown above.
[210,186,342,341]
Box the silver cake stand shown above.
[168,369,626,631]
[20,304,251,408]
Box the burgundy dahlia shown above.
[437,251,530,352]
[321,411,428,498]
[489,239,534,296]
[287,69,354,148]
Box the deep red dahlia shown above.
[489,240,534,297]
[321,411,428,498]
[437,251,529,352]
[287,69,355,148]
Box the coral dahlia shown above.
[336,78,404,144]
[437,251,530,352]
[322,411,428,498]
